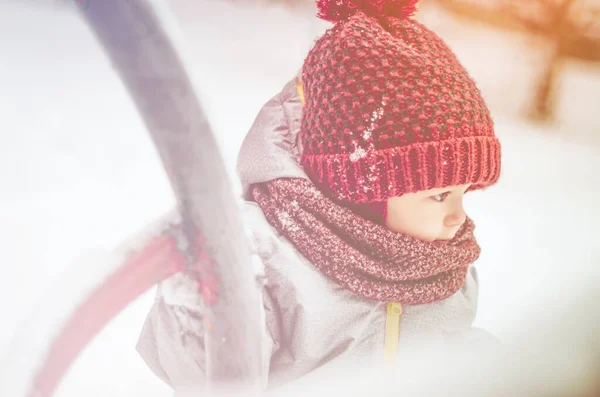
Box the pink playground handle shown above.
[29,236,187,397]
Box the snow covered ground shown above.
[0,1,598,396]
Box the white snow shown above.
[0,1,599,396]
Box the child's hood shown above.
[236,76,307,200]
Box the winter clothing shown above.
[252,177,481,303]
[137,1,503,391]
[136,78,497,391]
[299,5,501,205]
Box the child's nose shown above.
[444,205,466,228]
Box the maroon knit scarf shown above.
[252,178,481,304]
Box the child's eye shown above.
[432,192,450,202]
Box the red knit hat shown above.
[299,0,501,214]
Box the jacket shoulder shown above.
[241,200,281,262]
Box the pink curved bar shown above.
[29,235,188,397]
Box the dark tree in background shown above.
[433,0,600,122]
[505,0,600,121]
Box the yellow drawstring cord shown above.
[296,78,306,105]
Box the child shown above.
[136,0,502,391]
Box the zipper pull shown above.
[384,302,402,366]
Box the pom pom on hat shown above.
[316,0,420,22]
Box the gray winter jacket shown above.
[136,77,493,392]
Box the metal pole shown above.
[73,0,264,391]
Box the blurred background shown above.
[0,0,599,396]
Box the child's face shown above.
[385,184,471,242]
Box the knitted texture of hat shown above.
[300,5,501,204]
